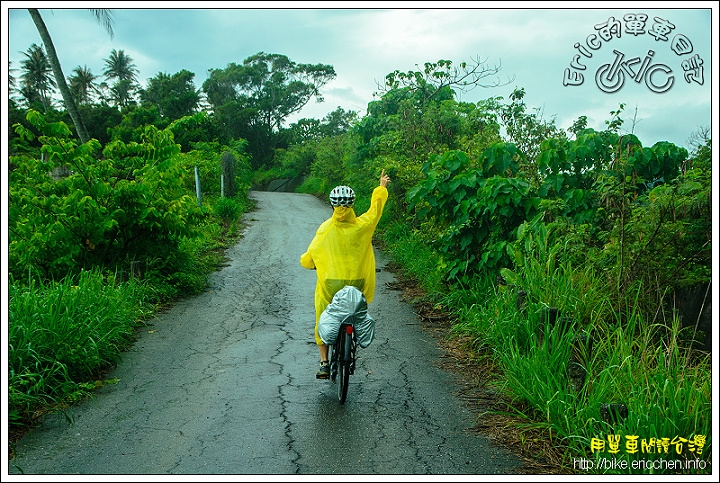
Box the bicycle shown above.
[318,282,376,404]
[328,318,357,404]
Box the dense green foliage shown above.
[8,108,253,433]
[9,110,202,281]
[202,52,336,168]
[139,69,200,120]
[8,44,711,473]
[407,147,531,279]
[446,221,710,474]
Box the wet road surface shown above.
[7,191,525,476]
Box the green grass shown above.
[379,220,445,296]
[8,269,148,426]
[8,194,252,433]
[488,294,711,474]
[380,218,711,475]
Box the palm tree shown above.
[103,49,138,83]
[9,61,18,97]
[103,49,139,83]
[68,65,100,106]
[27,8,115,144]
[19,43,55,111]
[103,49,139,107]
[109,78,136,108]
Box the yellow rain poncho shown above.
[300,185,389,345]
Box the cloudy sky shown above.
[3,2,717,151]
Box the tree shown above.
[103,48,139,107]
[379,56,514,108]
[282,107,358,145]
[319,106,358,137]
[139,70,200,120]
[687,125,711,154]
[18,43,55,111]
[492,87,566,178]
[103,48,139,83]
[108,105,163,144]
[67,65,100,106]
[108,78,137,109]
[242,52,336,132]
[27,9,114,144]
[77,103,123,146]
[203,52,336,167]
[9,60,19,100]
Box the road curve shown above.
[7,191,525,476]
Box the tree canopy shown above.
[203,52,336,167]
[139,70,200,120]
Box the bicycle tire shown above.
[328,343,336,382]
[337,329,351,403]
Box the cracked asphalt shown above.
[7,191,525,476]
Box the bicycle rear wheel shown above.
[337,328,351,403]
[328,342,336,382]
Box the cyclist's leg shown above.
[319,342,328,363]
[314,306,330,379]
[316,344,330,379]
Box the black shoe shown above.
[316,361,330,379]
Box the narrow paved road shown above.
[8,191,525,476]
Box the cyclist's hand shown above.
[380,169,391,188]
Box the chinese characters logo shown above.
[563,13,705,94]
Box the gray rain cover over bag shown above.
[318,285,375,348]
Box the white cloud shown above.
[5,4,714,149]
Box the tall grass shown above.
[382,217,711,474]
[484,292,711,474]
[443,223,712,474]
[8,269,149,426]
[380,220,445,296]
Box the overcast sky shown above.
[3,2,717,151]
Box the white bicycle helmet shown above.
[329,185,355,207]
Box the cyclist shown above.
[300,169,391,378]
